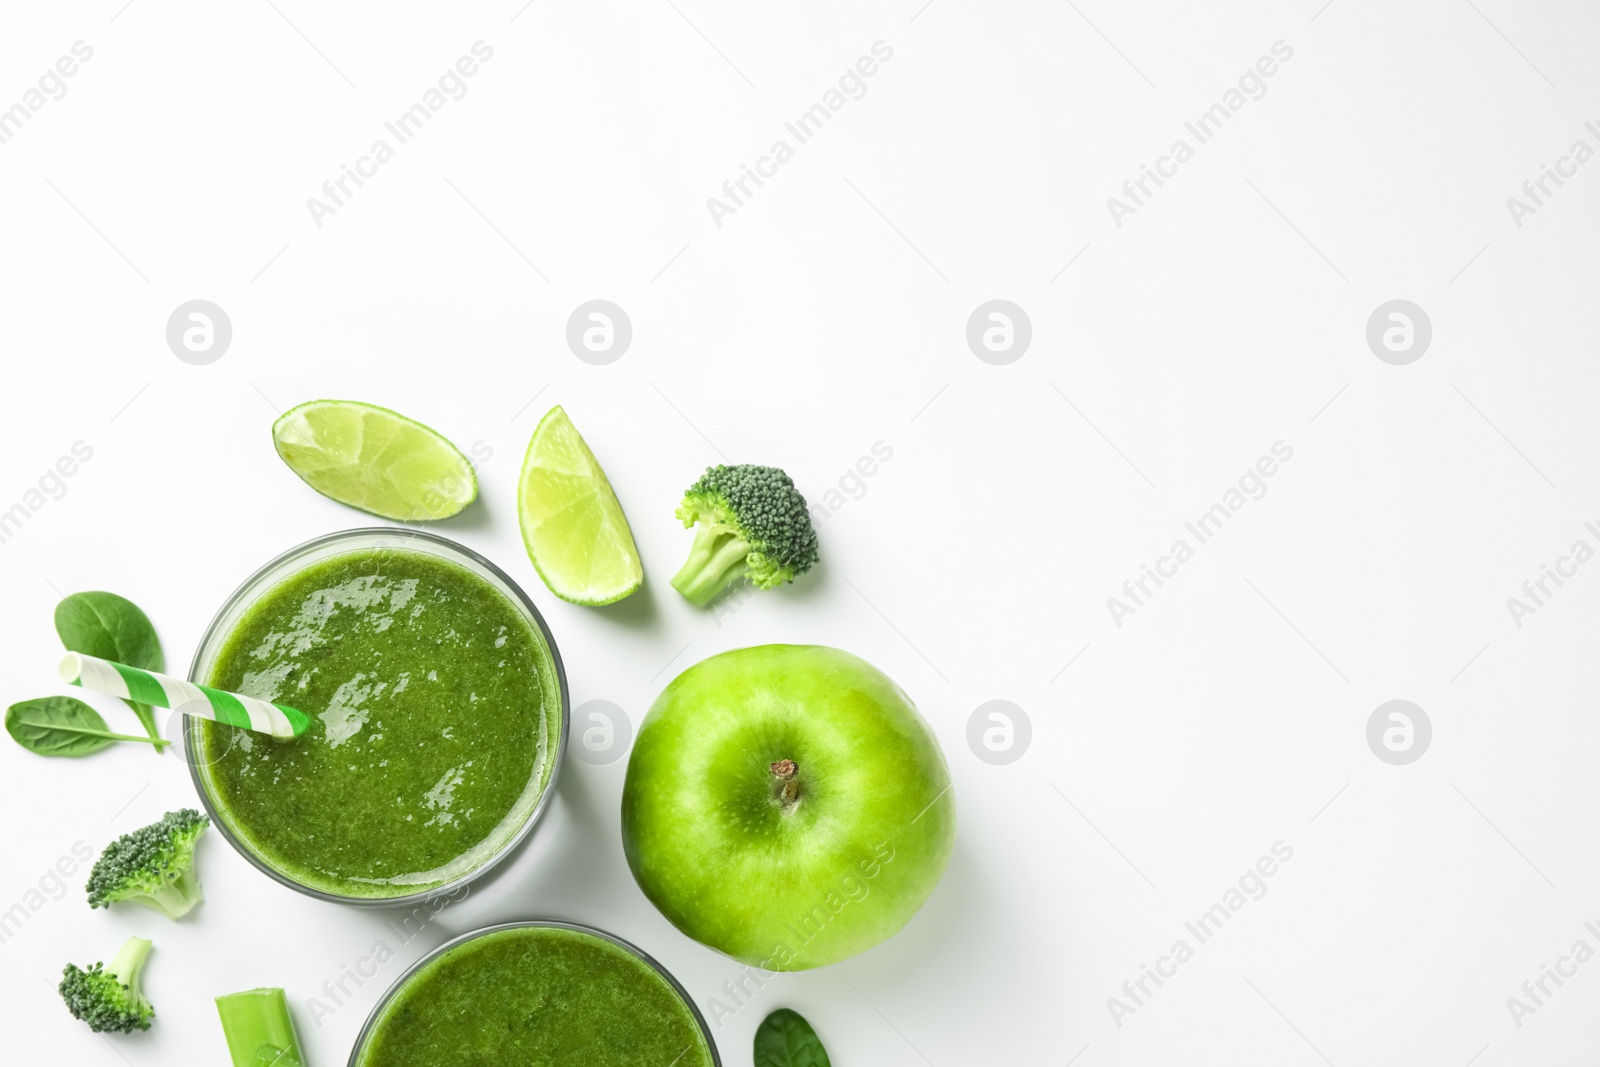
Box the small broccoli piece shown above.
[59,935,155,1033]
[86,808,209,919]
[671,464,820,606]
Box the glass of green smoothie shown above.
[185,528,568,906]
[348,920,720,1066]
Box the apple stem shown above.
[770,759,800,811]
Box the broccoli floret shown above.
[86,809,209,919]
[59,936,155,1033]
[670,464,820,606]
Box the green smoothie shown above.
[196,547,561,899]
[355,925,716,1067]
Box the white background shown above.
[1,1,1598,1064]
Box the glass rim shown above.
[183,526,570,909]
[345,919,722,1067]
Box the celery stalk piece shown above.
[215,987,305,1067]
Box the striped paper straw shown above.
[58,652,311,739]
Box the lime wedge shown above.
[272,400,477,521]
[518,406,643,605]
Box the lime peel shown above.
[517,406,643,606]
[272,400,477,522]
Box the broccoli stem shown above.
[109,936,152,992]
[142,865,204,919]
[216,988,305,1067]
[670,524,752,606]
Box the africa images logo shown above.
[705,42,894,228]
[1106,842,1295,1028]
[305,42,495,228]
[0,40,94,148]
[1105,442,1294,627]
[1105,41,1294,228]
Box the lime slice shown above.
[518,406,643,605]
[272,400,477,521]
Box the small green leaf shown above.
[754,1008,832,1067]
[6,697,163,757]
[54,591,167,751]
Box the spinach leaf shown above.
[6,697,164,757]
[754,1008,832,1067]
[54,591,167,750]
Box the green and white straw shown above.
[58,652,311,739]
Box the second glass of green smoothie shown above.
[185,528,568,906]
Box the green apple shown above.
[621,644,955,970]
